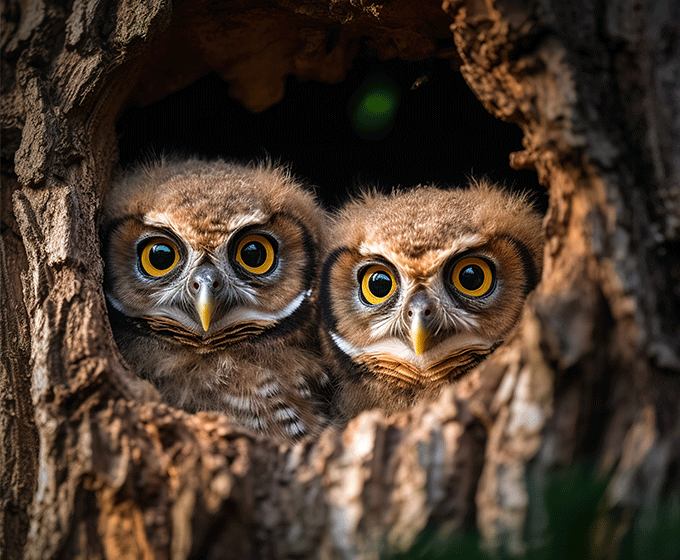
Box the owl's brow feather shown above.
[101,214,144,245]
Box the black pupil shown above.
[368,271,393,298]
[459,264,485,291]
[149,244,175,270]
[241,241,267,268]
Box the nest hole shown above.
[116,53,546,211]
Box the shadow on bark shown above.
[1,1,679,559]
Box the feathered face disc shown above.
[321,182,543,389]
[103,159,324,352]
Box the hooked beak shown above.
[410,313,432,356]
[407,292,434,356]
[196,283,215,332]
[191,265,221,332]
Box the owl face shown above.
[321,181,543,416]
[103,159,323,350]
[102,159,332,442]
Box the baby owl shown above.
[102,158,331,442]
[320,180,543,420]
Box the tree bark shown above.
[1,1,678,559]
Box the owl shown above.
[320,180,543,420]
[102,158,332,443]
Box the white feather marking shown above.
[358,234,484,272]
[144,210,268,237]
[440,305,480,332]
[143,211,180,230]
[257,381,280,398]
[222,393,253,411]
[243,415,268,431]
[284,420,306,437]
[297,386,312,398]
[273,407,298,422]
[228,211,267,231]
[222,288,311,324]
[129,286,310,335]
[330,330,493,370]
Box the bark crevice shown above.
[2,1,679,559]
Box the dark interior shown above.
[117,54,546,212]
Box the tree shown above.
[1,1,678,559]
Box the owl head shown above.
[102,158,326,355]
[320,180,544,417]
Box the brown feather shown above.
[321,180,543,421]
[103,158,332,443]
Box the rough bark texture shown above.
[1,1,678,559]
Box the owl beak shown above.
[411,315,432,355]
[196,284,215,332]
[407,292,434,356]
[192,266,221,332]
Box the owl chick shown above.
[320,180,543,420]
[102,158,331,442]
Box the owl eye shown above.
[360,264,397,305]
[451,256,495,297]
[140,238,180,277]
[235,234,276,275]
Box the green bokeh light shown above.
[350,77,399,139]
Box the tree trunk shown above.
[1,1,678,559]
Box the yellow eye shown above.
[235,234,276,274]
[451,256,494,297]
[140,238,180,277]
[360,264,397,305]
